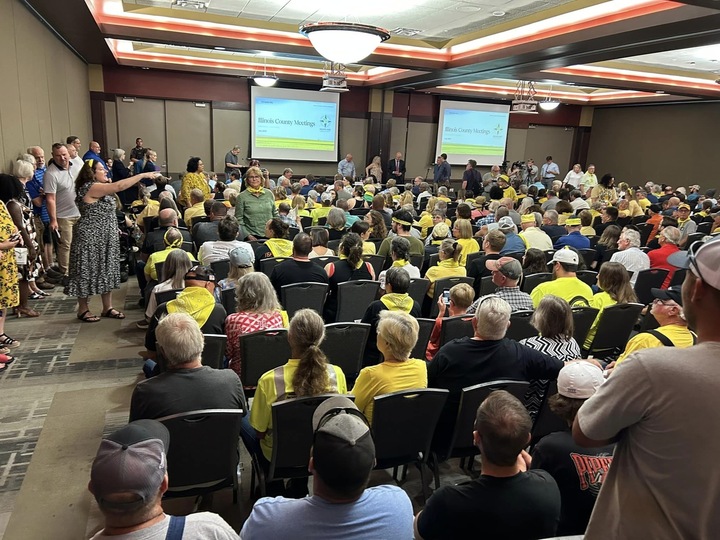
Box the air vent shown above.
[172,0,208,10]
[392,27,422,37]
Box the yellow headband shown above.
[520,214,535,223]
[392,217,412,227]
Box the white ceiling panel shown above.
[622,44,720,75]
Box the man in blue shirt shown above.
[433,154,451,186]
[554,217,590,249]
[241,396,414,539]
[82,141,108,171]
[338,154,356,179]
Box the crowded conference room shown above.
[1,0,720,538]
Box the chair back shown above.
[158,409,244,498]
[430,277,474,318]
[411,318,435,360]
[240,328,291,387]
[409,254,424,269]
[636,223,654,246]
[143,216,154,234]
[465,251,483,269]
[426,253,439,270]
[221,287,237,315]
[439,315,475,347]
[335,280,380,322]
[634,268,669,305]
[576,270,598,287]
[373,389,449,470]
[686,232,706,246]
[317,217,327,226]
[669,268,686,288]
[155,262,165,282]
[210,259,230,281]
[579,248,597,269]
[530,381,567,447]
[269,394,353,481]
[696,222,712,235]
[408,278,431,306]
[543,250,556,263]
[521,273,552,294]
[201,334,227,369]
[477,275,496,297]
[281,282,328,319]
[506,310,537,342]
[325,239,342,253]
[311,255,340,267]
[586,303,644,357]
[260,257,289,277]
[442,380,530,461]
[322,322,370,379]
[155,288,182,306]
[299,215,313,229]
[362,254,385,277]
[571,306,600,345]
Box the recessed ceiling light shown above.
[456,5,481,12]
[492,11,506,17]
[655,91,665,94]
[214,46,226,50]
[688,61,695,65]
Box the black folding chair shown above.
[362,254,385,277]
[411,318,435,360]
[521,273,552,294]
[584,303,644,359]
[311,255,339,267]
[210,259,230,281]
[506,310,537,342]
[696,222,712,235]
[158,409,245,503]
[201,334,227,369]
[259,257,289,278]
[579,249,597,269]
[634,268,669,305]
[327,239,342,253]
[280,282,328,319]
[221,287,236,315]
[530,381,567,449]
[155,288,182,305]
[576,270,598,287]
[439,315,474,347]
[465,251,483,269]
[429,277,474,318]
[322,322,370,380]
[571,306,600,346]
[335,280,380,322]
[409,254,424,270]
[669,268,686,287]
[372,389,449,502]
[239,328,291,387]
[408,278,431,307]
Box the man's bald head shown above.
[158,208,178,227]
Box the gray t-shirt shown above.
[90,512,238,539]
[224,152,238,175]
[577,342,720,540]
[240,485,413,539]
[43,162,80,219]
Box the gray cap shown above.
[228,244,255,268]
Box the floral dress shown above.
[8,198,41,281]
[0,201,20,308]
[66,182,121,297]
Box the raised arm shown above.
[87,171,159,199]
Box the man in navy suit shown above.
[388,151,406,183]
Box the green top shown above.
[234,188,278,237]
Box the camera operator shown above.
[523,159,539,185]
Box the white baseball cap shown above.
[668,237,720,291]
[557,361,604,399]
[551,246,579,265]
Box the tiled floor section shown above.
[0,280,475,540]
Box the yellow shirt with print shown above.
[584,291,617,349]
[531,276,593,308]
[616,324,696,364]
[250,360,347,461]
[352,359,428,424]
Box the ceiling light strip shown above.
[546,66,720,92]
[439,83,665,102]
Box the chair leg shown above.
[392,465,399,483]
[400,464,409,483]
[430,453,440,490]
[419,463,430,504]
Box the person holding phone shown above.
[0,198,21,352]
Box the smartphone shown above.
[442,288,450,305]
[9,232,21,242]
[53,229,61,241]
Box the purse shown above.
[14,247,28,265]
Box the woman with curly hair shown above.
[179,156,210,207]
[363,209,388,240]
[249,308,346,464]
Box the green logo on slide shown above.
[494,124,503,135]
[321,115,330,128]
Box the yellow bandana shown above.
[380,293,414,313]
[167,287,214,327]
[247,186,265,195]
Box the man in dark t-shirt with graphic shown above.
[415,390,561,539]
[531,361,614,536]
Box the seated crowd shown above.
[6,143,718,538]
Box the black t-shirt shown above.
[462,169,481,197]
[531,430,614,536]
[141,226,192,255]
[467,253,501,296]
[417,470,561,539]
[270,258,329,299]
[428,337,563,446]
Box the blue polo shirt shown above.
[554,231,590,250]
[26,167,50,222]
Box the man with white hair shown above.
[648,226,682,288]
[338,154,356,178]
[541,209,567,238]
[518,213,553,251]
[610,229,650,286]
[428,295,565,450]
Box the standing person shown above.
[573,238,720,539]
[44,143,81,277]
[129,137,145,163]
[0,198,21,354]
[82,141,108,171]
[66,160,158,322]
[433,155,451,186]
[364,156,383,182]
[461,159,481,197]
[523,158,539,185]
[562,164,584,189]
[531,362,613,536]
[388,151,406,183]
[235,166,278,241]
[540,156,560,189]
[179,157,210,207]
[338,154,356,179]
[26,146,54,286]
[224,145,242,176]
[580,164,597,195]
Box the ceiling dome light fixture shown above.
[539,85,560,110]
[299,22,390,65]
[250,57,278,87]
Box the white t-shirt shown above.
[90,512,238,539]
[198,240,248,266]
[44,162,80,219]
[578,342,720,540]
[563,170,584,188]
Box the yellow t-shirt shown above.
[144,248,196,281]
[616,324,696,364]
[250,360,347,461]
[531,276,593,308]
[584,291,617,349]
[352,359,428,424]
[183,201,206,224]
[417,213,434,239]
[580,226,596,237]
[425,260,467,298]
[437,196,451,203]
[503,186,518,203]
[311,206,332,225]
[363,241,376,255]
[456,238,480,266]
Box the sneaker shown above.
[136,320,150,330]
[46,267,64,278]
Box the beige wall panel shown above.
[406,122,436,180]
[64,49,91,143]
[506,128,528,165]
[339,117,367,175]
[165,101,211,175]
[390,117,409,162]
[212,109,247,173]
[104,101,119,152]
[13,5,41,147]
[45,48,71,143]
[587,103,720,191]
[0,0,22,170]
[524,126,575,176]
[116,97,166,171]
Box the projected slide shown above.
[251,87,340,162]
[436,101,510,166]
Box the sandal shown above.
[29,292,44,300]
[101,308,126,320]
[77,310,100,323]
[15,307,40,318]
[0,354,15,365]
[0,334,20,349]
